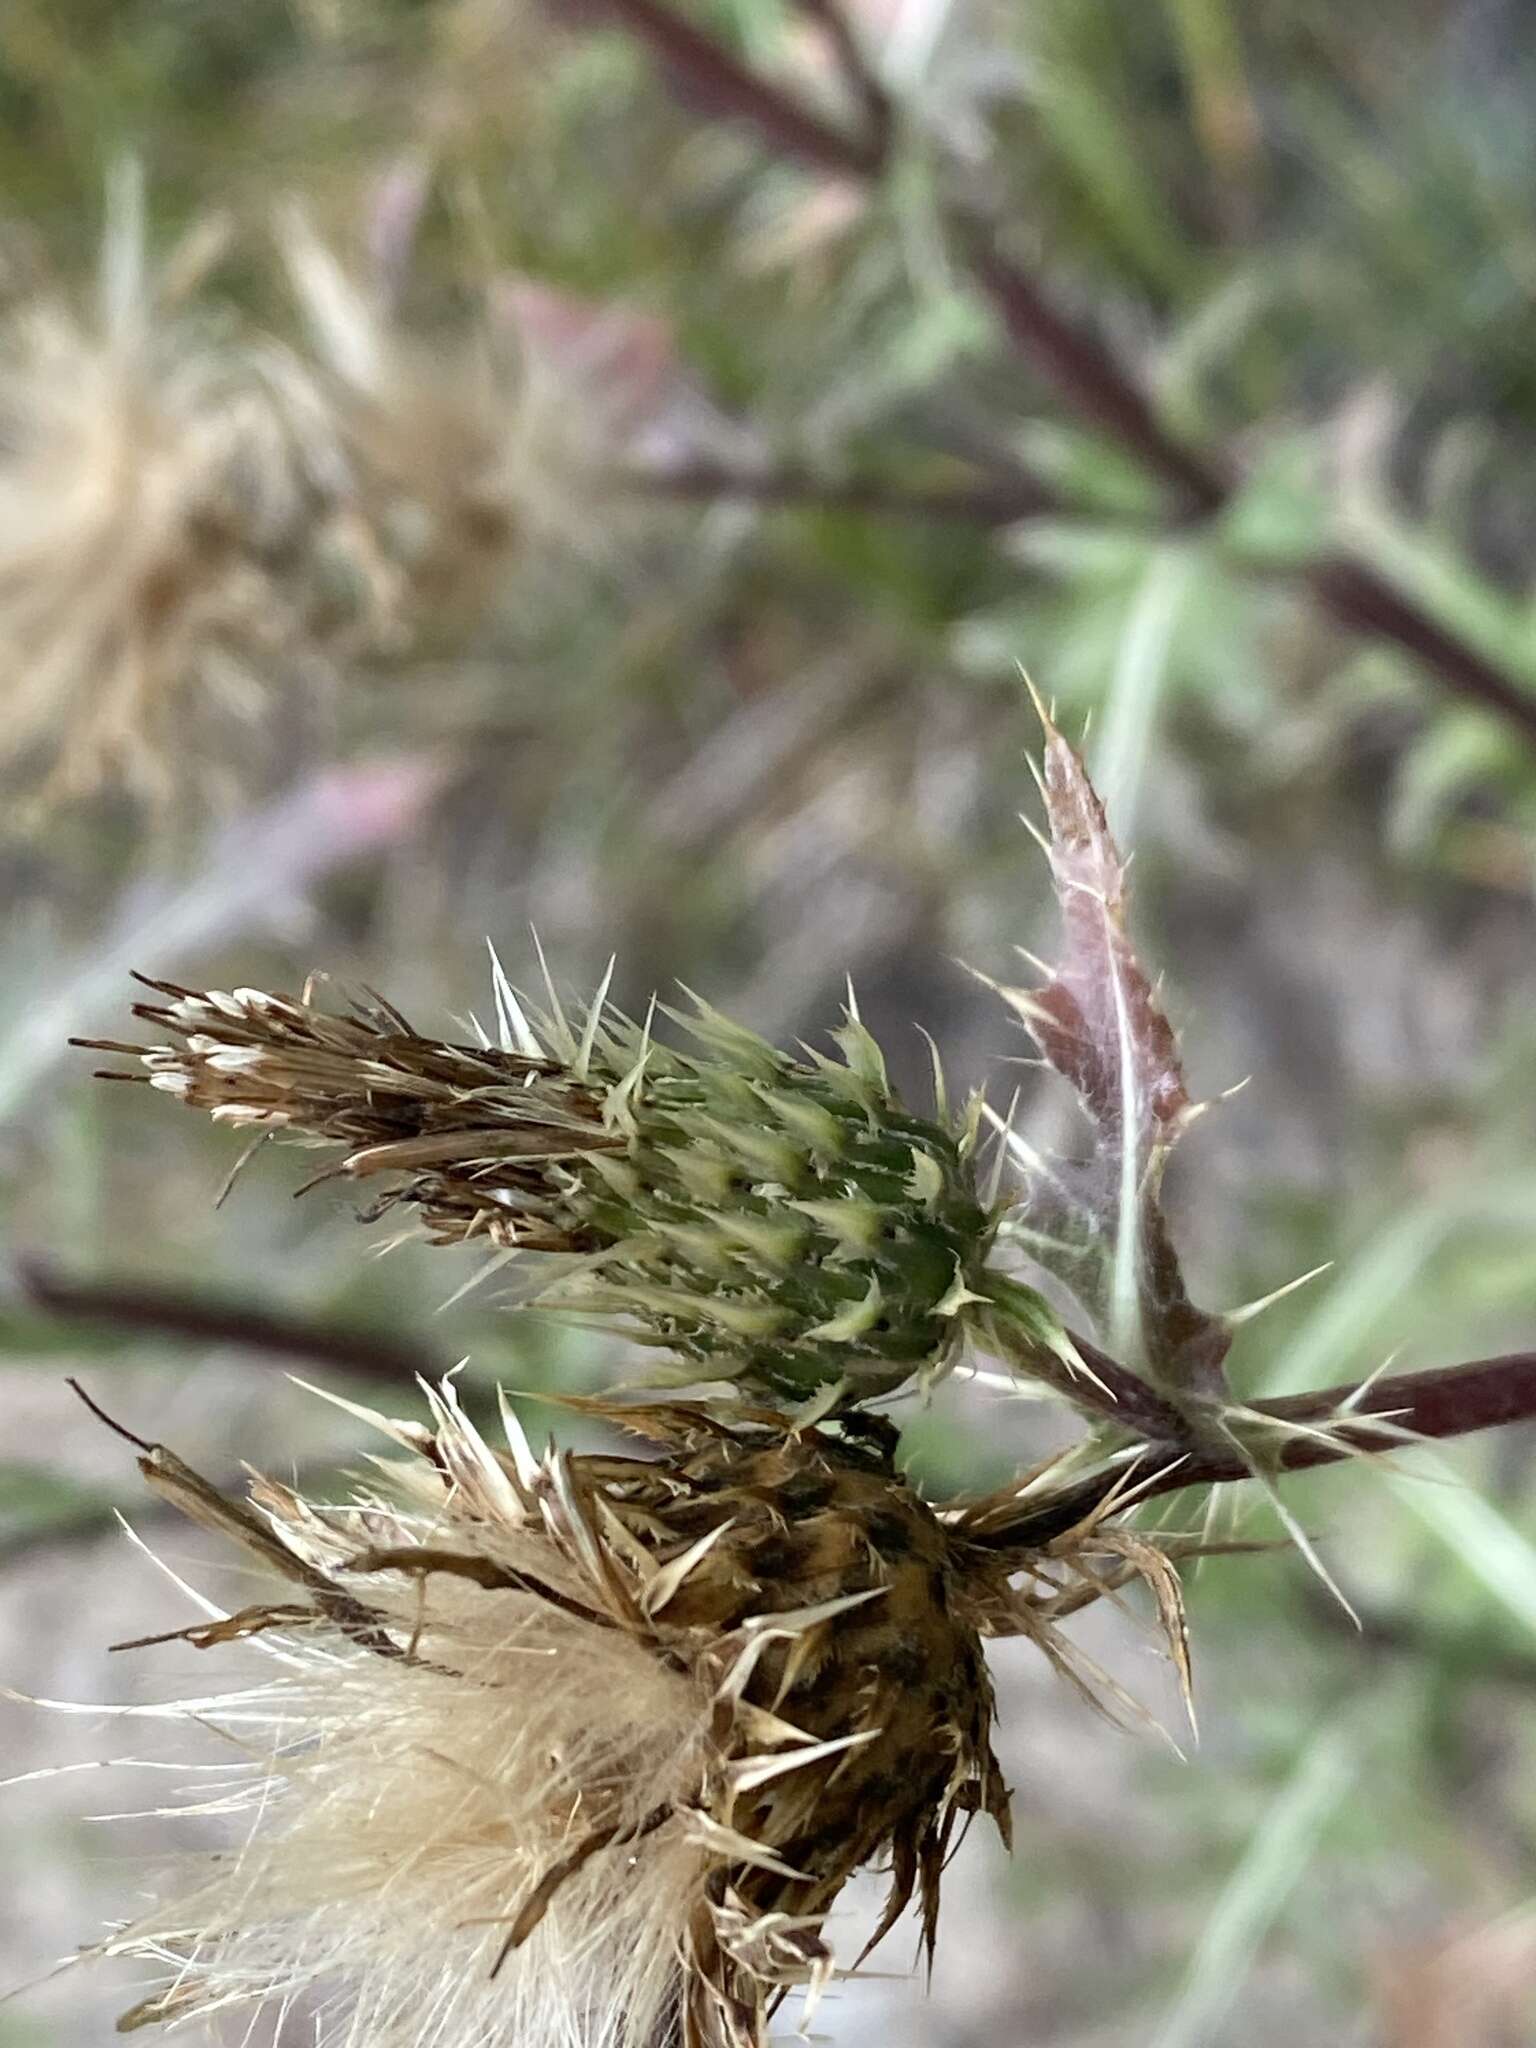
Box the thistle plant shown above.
[98,963,1021,1410]
[0,171,359,803]
[54,705,1536,2047]
[0,173,645,807]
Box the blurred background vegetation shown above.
[3,1,1536,2042]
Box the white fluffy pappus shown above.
[80,1379,944,2048]
[0,170,363,803]
[24,1347,1204,2048]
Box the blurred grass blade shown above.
[1029,17,1194,290]
[1259,1200,1465,1396]
[1091,543,1197,841]
[1390,1470,1536,1642]
[0,755,441,1124]
[1163,0,1259,185]
[1150,1724,1354,2048]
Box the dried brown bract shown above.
[90,1385,1180,2048]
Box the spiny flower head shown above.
[83,960,1019,1409]
[83,1380,1178,2048]
[0,170,378,803]
[0,173,661,808]
[51,706,1376,2048]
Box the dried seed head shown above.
[0,178,646,808]
[279,213,632,631]
[86,966,1007,1408]
[92,1387,1033,2048]
[0,173,388,804]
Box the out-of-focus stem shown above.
[953,216,1229,517]
[559,0,883,178]
[787,0,892,163]
[15,1258,445,1388]
[563,0,1536,751]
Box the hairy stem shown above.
[985,1350,1536,1548]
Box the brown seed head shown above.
[92,1385,1179,2047]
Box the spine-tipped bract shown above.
[85,969,1006,1409]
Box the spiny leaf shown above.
[996,692,1229,1399]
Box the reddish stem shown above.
[19,1260,1536,1551]
[1267,1352,1536,1444]
[983,1351,1536,1548]
[15,1258,445,1389]
[567,0,1536,751]
[1309,557,1536,748]
[787,0,892,164]
[555,0,882,179]
[954,217,1229,517]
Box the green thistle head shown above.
[85,956,1004,1408]
[577,991,992,1402]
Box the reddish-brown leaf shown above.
[997,701,1228,1398]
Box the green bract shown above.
[566,999,993,1402]
[93,961,1027,1411]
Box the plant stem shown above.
[1307,556,1536,745]
[787,0,892,164]
[953,215,1228,516]
[981,1276,1193,1439]
[982,1350,1536,1547]
[569,0,882,178]
[20,1261,1536,1556]
[561,0,1536,750]
[14,1258,445,1389]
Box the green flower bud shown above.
[84,963,1004,1407]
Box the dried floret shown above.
[83,1384,1173,2047]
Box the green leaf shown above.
[1150,1723,1355,2048]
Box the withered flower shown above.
[0,174,659,808]
[0,172,368,803]
[89,1383,1180,2048]
[280,211,673,628]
